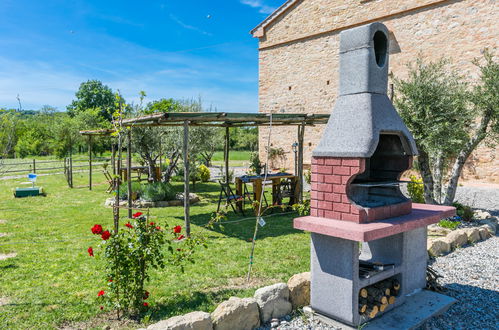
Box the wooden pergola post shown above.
[127,129,133,218]
[88,135,92,190]
[224,126,230,184]
[111,142,116,175]
[297,124,305,202]
[183,121,191,237]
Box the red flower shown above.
[100,306,104,310]
[143,291,149,300]
[133,212,143,218]
[143,302,149,307]
[101,230,111,240]
[156,226,161,230]
[125,222,133,229]
[173,225,182,233]
[177,235,185,240]
[108,279,113,282]
[149,222,155,226]
[87,247,94,257]
[91,224,103,235]
[97,290,105,297]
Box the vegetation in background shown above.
[67,80,120,121]
[249,152,262,175]
[394,50,498,205]
[268,147,286,170]
[407,175,425,203]
[198,164,210,182]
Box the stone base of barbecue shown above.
[298,205,455,327]
[303,290,456,329]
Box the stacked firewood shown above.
[358,278,400,318]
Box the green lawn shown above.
[211,150,252,167]
[0,172,309,329]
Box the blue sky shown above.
[0,0,284,112]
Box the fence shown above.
[0,157,111,176]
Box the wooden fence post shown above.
[183,121,191,237]
[127,129,132,218]
[32,159,36,173]
[88,135,93,190]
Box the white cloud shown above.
[240,0,277,15]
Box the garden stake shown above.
[247,113,273,282]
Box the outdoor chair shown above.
[102,169,114,193]
[274,178,297,206]
[217,181,245,215]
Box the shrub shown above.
[141,182,176,202]
[407,175,425,203]
[439,218,461,230]
[292,200,310,216]
[87,213,205,316]
[198,164,210,182]
[452,202,474,221]
[304,169,311,185]
[118,182,142,200]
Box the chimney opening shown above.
[373,31,387,67]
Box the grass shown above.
[211,150,252,167]
[438,219,461,230]
[0,171,309,329]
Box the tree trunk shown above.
[444,110,492,205]
[432,152,444,204]
[417,147,437,204]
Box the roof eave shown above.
[249,0,299,38]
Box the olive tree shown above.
[394,51,498,205]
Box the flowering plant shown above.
[88,211,205,316]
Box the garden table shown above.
[120,166,159,182]
[234,173,299,209]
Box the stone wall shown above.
[257,0,499,182]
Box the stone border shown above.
[427,217,497,257]
[144,273,311,330]
[104,193,200,209]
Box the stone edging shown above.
[427,217,497,257]
[144,272,311,330]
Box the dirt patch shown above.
[0,297,10,307]
[59,311,140,330]
[0,253,16,261]
[0,233,9,238]
[0,220,7,224]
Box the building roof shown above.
[250,0,299,37]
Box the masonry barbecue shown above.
[294,22,455,326]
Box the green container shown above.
[14,187,44,198]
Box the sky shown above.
[0,0,285,112]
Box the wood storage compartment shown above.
[358,276,401,319]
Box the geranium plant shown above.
[88,211,205,317]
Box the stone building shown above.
[251,0,499,182]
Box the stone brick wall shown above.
[257,0,499,182]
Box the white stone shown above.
[147,311,212,330]
[479,223,496,236]
[428,239,451,256]
[479,219,497,233]
[443,230,468,249]
[211,297,260,330]
[474,210,491,220]
[427,224,451,237]
[287,272,310,308]
[478,227,492,240]
[462,228,481,243]
[254,283,292,323]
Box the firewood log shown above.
[367,287,388,304]
[388,296,396,304]
[379,303,388,312]
[360,288,368,298]
[367,305,379,318]
[359,303,367,314]
[392,279,401,290]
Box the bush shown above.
[118,182,142,200]
[304,169,311,185]
[198,164,210,182]
[452,202,474,221]
[407,175,425,203]
[141,182,176,202]
[439,218,461,230]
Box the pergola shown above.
[82,112,330,236]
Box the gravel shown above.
[257,236,498,330]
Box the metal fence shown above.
[0,157,111,175]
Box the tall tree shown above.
[67,80,117,121]
[394,51,498,205]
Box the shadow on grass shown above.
[150,288,247,322]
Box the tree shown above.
[394,51,498,205]
[67,80,117,121]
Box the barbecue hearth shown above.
[294,22,455,326]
